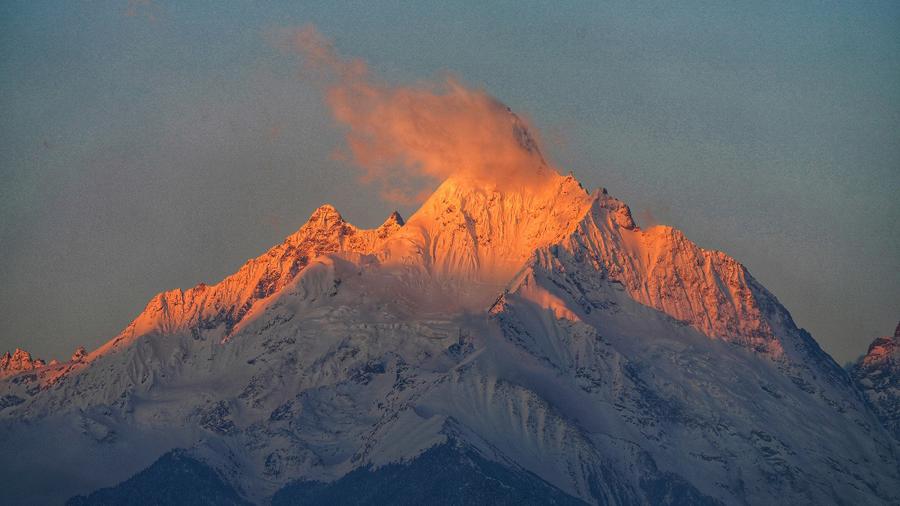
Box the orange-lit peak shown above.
[306,203,345,225]
[0,348,47,377]
[382,210,404,227]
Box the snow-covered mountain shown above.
[1,171,897,505]
[851,322,900,442]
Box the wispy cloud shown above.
[284,24,557,203]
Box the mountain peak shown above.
[0,348,46,377]
[374,211,404,239]
[862,327,900,365]
[307,203,345,224]
[284,204,357,248]
[93,201,409,353]
[851,322,900,440]
[382,210,405,227]
[393,171,595,288]
[71,346,87,363]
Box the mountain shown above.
[1,172,897,505]
[850,322,900,441]
[0,348,52,378]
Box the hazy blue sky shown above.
[1,1,898,363]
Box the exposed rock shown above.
[71,346,88,363]
[851,321,900,440]
[0,348,47,378]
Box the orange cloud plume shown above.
[287,25,558,203]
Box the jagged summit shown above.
[854,321,900,370]
[303,203,342,226]
[286,204,403,248]
[283,203,350,245]
[864,325,900,363]
[91,205,408,356]
[71,346,87,363]
[382,210,404,227]
[851,321,900,440]
[0,348,46,377]
[310,202,341,218]
[375,210,404,239]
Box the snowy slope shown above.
[1,173,897,505]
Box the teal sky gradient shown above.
[1,1,898,363]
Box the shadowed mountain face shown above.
[270,440,725,506]
[66,450,250,506]
[69,440,718,506]
[271,442,595,506]
[2,173,898,505]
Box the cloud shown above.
[285,25,558,203]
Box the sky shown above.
[1,0,898,364]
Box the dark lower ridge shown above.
[271,441,588,506]
[66,450,249,506]
[65,440,722,506]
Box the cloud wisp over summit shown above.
[286,25,556,203]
